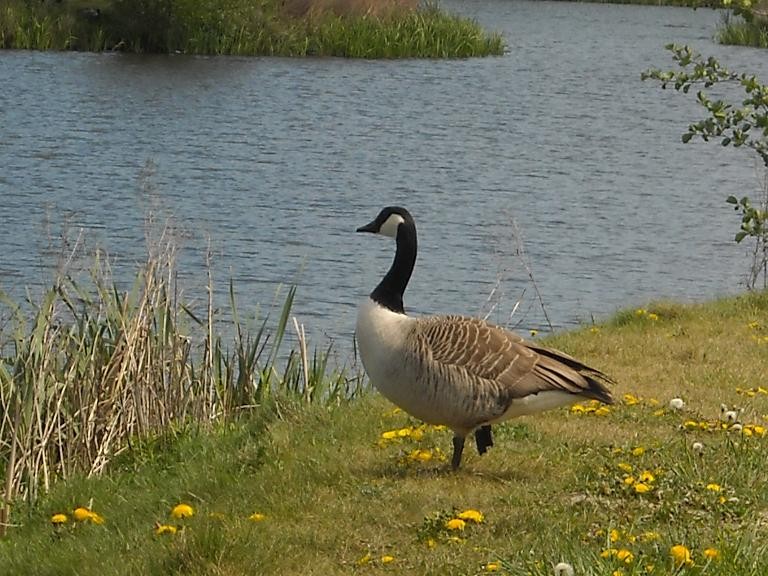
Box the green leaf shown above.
[726,195,738,204]
[682,133,694,144]
[735,231,748,243]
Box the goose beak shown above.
[356,220,378,233]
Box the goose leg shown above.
[451,435,466,470]
[474,425,493,455]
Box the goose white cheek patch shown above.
[379,214,405,238]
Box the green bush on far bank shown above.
[0,0,505,57]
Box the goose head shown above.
[356,206,414,238]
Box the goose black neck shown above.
[371,220,417,314]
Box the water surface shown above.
[1,1,766,356]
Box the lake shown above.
[1,1,766,360]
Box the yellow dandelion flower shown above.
[640,531,660,542]
[530,329,538,337]
[617,462,633,473]
[683,420,698,431]
[631,446,645,457]
[248,512,267,522]
[432,424,447,431]
[357,553,372,565]
[457,509,484,524]
[611,571,624,576]
[753,425,766,436]
[155,523,178,535]
[570,404,586,414]
[706,483,722,492]
[73,507,92,522]
[485,561,501,572]
[670,545,693,567]
[406,449,428,462]
[426,538,437,549]
[171,503,194,519]
[703,548,719,560]
[381,430,398,440]
[747,321,760,329]
[645,563,655,573]
[594,406,611,416]
[73,507,104,524]
[601,548,618,558]
[652,408,665,417]
[623,476,636,486]
[380,555,395,564]
[634,482,651,494]
[89,513,105,525]
[623,394,640,406]
[647,313,659,321]
[445,518,466,531]
[610,528,621,542]
[51,513,68,524]
[396,427,412,437]
[639,470,655,483]
[635,308,647,316]
[617,549,634,563]
[590,326,600,334]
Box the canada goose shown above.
[355,206,614,470]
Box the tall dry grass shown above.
[0,220,361,534]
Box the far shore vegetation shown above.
[0,0,505,58]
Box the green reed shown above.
[0,231,361,529]
[717,16,768,47]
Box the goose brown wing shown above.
[416,316,613,404]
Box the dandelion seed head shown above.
[669,398,685,411]
[692,441,704,453]
[553,561,574,576]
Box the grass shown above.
[1,291,767,574]
[0,0,504,57]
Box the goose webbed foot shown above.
[451,435,466,470]
[474,425,493,456]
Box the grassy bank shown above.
[2,291,767,575]
[0,0,504,57]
